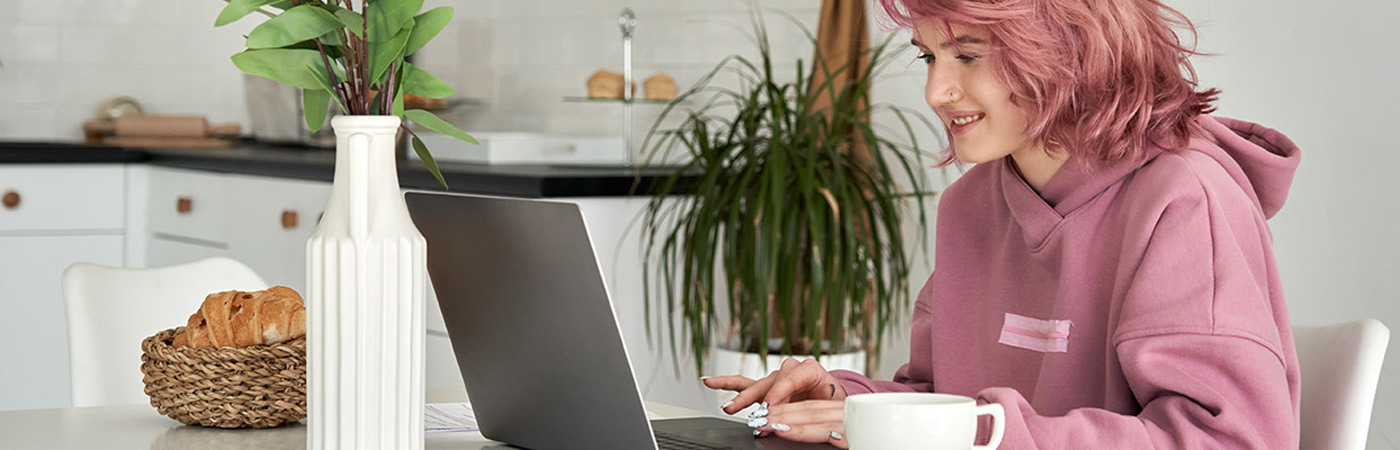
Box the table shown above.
[0,390,718,450]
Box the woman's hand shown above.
[703,357,848,412]
[754,400,849,448]
[701,357,850,446]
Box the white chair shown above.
[61,257,268,408]
[1294,319,1390,450]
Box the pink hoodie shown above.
[832,116,1302,449]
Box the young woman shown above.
[702,0,1302,448]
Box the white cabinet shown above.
[143,167,231,269]
[225,174,329,294]
[0,165,124,232]
[147,167,229,246]
[146,235,227,268]
[0,165,125,411]
[143,168,330,295]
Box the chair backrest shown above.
[1294,319,1390,450]
[61,257,268,407]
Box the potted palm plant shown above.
[213,1,473,448]
[639,13,941,379]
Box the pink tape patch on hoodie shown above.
[998,313,1073,353]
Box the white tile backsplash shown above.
[0,67,50,104]
[0,106,58,139]
[20,0,186,25]
[0,25,60,64]
[0,0,823,141]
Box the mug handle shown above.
[971,403,1005,449]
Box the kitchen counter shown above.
[0,141,681,198]
[0,142,146,164]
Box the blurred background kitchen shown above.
[1,0,1397,447]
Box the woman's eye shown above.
[916,53,935,64]
[956,54,978,63]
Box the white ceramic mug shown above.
[844,393,1005,450]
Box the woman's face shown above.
[913,21,1037,164]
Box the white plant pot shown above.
[708,345,865,417]
[307,115,427,450]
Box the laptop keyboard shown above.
[655,432,729,450]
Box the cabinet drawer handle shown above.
[282,210,299,229]
[2,190,19,210]
[176,197,193,214]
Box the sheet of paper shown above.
[425,402,478,433]
[424,401,664,432]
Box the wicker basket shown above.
[140,327,307,428]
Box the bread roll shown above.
[587,69,634,99]
[644,73,678,101]
[176,286,306,349]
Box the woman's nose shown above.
[925,70,962,107]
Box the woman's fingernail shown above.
[721,401,734,410]
[748,417,768,428]
[753,429,761,437]
[760,401,769,408]
[771,423,791,432]
[747,408,768,419]
[829,431,844,440]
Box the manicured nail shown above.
[748,417,768,428]
[771,423,791,432]
[722,400,734,408]
[829,431,844,440]
[748,408,768,419]
[760,401,769,408]
[753,429,761,437]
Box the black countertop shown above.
[0,141,680,198]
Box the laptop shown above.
[406,191,833,450]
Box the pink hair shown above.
[878,0,1219,166]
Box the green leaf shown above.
[231,48,334,89]
[411,135,448,189]
[369,26,411,86]
[366,0,424,42]
[303,88,331,132]
[215,0,282,27]
[392,91,405,116]
[333,8,365,38]
[306,66,346,115]
[318,30,343,46]
[404,109,476,144]
[403,6,452,56]
[246,5,344,49]
[399,62,453,99]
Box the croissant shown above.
[172,286,306,349]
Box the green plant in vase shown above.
[215,0,474,187]
[640,14,942,376]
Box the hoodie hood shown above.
[1033,115,1301,220]
[1198,116,1301,219]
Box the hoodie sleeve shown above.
[976,155,1298,449]
[830,274,938,396]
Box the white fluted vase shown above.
[307,115,426,450]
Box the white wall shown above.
[413,0,823,159]
[0,0,254,140]
[0,0,822,146]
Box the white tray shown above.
[412,132,628,166]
